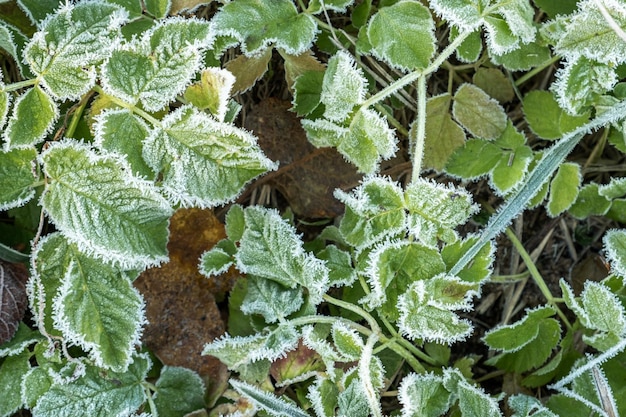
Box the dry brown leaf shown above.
[245,98,363,218]
[226,49,272,95]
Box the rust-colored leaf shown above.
[245,98,363,218]
[134,208,238,399]
[0,261,28,345]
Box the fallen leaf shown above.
[0,261,28,345]
[245,98,363,218]
[134,208,237,401]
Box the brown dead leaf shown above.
[226,49,272,95]
[245,98,362,218]
[0,261,28,345]
[134,208,238,400]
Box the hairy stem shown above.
[411,75,427,182]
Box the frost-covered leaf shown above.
[235,206,329,304]
[604,229,626,279]
[331,322,364,361]
[334,176,406,250]
[441,236,493,283]
[308,377,339,417]
[32,353,150,417]
[404,178,478,246]
[483,0,535,55]
[452,28,483,63]
[301,118,348,148]
[230,378,310,417]
[453,83,507,139]
[3,85,58,149]
[210,0,317,56]
[443,368,503,417]
[429,0,488,31]
[483,306,561,373]
[599,177,626,199]
[203,325,300,369]
[489,123,533,195]
[199,240,235,277]
[489,40,552,72]
[183,67,235,121]
[292,70,324,116]
[321,51,366,122]
[153,366,205,417]
[0,261,28,346]
[366,0,436,71]
[41,141,172,268]
[0,147,39,211]
[569,183,612,219]
[94,109,154,178]
[523,91,589,140]
[508,394,558,417]
[102,18,213,112]
[144,0,170,18]
[0,349,30,417]
[337,379,370,417]
[24,1,127,99]
[422,93,466,171]
[547,162,581,217]
[0,86,9,131]
[317,245,357,287]
[398,372,452,417]
[0,21,30,77]
[552,56,617,115]
[445,139,502,179]
[0,323,41,357]
[34,234,144,371]
[143,106,276,208]
[398,276,476,343]
[240,276,303,323]
[280,49,326,90]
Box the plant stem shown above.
[1,78,37,92]
[92,85,162,127]
[514,55,561,87]
[411,75,427,182]
[504,227,572,330]
[65,91,93,139]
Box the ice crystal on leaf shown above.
[398,372,452,417]
[0,147,39,211]
[320,51,367,123]
[229,378,310,417]
[24,1,127,99]
[428,0,489,31]
[240,276,304,324]
[40,140,172,269]
[2,86,58,150]
[143,106,277,208]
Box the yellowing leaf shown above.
[422,93,466,171]
[225,48,272,95]
[453,83,507,140]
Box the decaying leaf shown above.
[0,261,28,345]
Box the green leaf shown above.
[489,123,533,195]
[41,140,172,268]
[568,183,611,219]
[143,106,276,208]
[489,40,552,72]
[0,147,39,210]
[16,0,62,24]
[308,378,339,417]
[443,368,503,417]
[508,394,558,417]
[441,236,494,283]
[533,0,577,18]
[241,276,304,323]
[366,0,435,71]
[0,84,9,130]
[453,83,507,140]
[0,349,30,416]
[429,0,488,31]
[317,245,357,287]
[445,139,502,179]
[331,322,363,361]
[523,90,590,140]
[453,28,483,63]
[153,366,205,417]
[422,93,466,171]
[473,68,514,103]
[230,378,310,417]
[292,70,324,116]
[399,372,452,417]
[579,281,626,337]
[547,162,581,217]
[604,229,626,279]
[211,0,317,56]
[102,18,212,112]
[235,206,329,304]
[199,241,235,277]
[0,21,30,77]
[94,109,154,178]
[3,85,58,148]
[144,0,170,18]
[34,234,144,371]
[225,204,246,242]
[32,354,150,417]
[483,306,557,352]
[24,1,126,99]
[484,0,535,55]
[183,67,235,120]
[321,51,367,122]
[337,380,370,417]
[0,323,42,357]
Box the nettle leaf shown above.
[235,206,329,304]
[33,353,150,417]
[33,233,144,372]
[429,0,488,31]
[331,322,364,361]
[199,240,235,277]
[453,83,507,140]
[0,349,30,417]
[552,56,617,115]
[604,229,626,278]
[102,18,213,112]
[443,368,503,417]
[422,93,466,171]
[308,377,339,417]
[144,0,171,18]
[398,275,478,343]
[398,372,452,417]
[210,0,317,56]
[546,162,581,217]
[404,178,478,246]
[320,51,366,122]
[183,67,235,121]
[24,1,127,99]
[41,140,172,269]
[483,306,561,373]
[523,90,590,140]
[153,366,205,417]
[203,325,300,369]
[143,106,277,208]
[508,394,558,417]
[317,245,357,287]
[0,147,39,211]
[366,0,436,71]
[3,85,58,149]
[240,275,304,323]
[94,109,154,179]
[230,378,310,417]
[337,379,370,417]
[335,176,406,251]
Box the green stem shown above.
[92,85,162,127]
[324,294,381,333]
[514,55,561,87]
[504,228,572,330]
[65,91,93,139]
[411,75,426,182]
[1,78,37,92]
[378,314,437,366]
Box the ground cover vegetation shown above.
[1,0,626,416]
